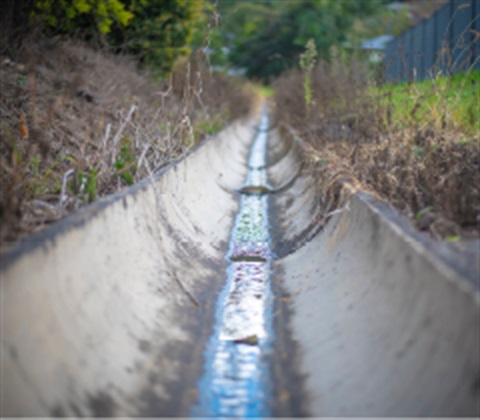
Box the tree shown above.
[210,0,382,80]
[116,0,207,76]
[29,0,208,77]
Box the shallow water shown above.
[191,111,274,417]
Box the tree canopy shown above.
[113,0,207,75]
[1,0,209,77]
[208,0,400,80]
[1,0,411,80]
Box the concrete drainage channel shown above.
[192,111,274,417]
[1,108,479,417]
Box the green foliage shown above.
[299,39,317,106]
[375,70,480,134]
[116,0,207,76]
[33,0,208,75]
[69,168,98,202]
[445,235,460,242]
[209,0,383,79]
[251,84,275,98]
[114,137,136,185]
[83,169,98,202]
[299,39,317,73]
[415,207,432,220]
[34,0,133,35]
[347,4,410,42]
[195,112,227,138]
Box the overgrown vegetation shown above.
[273,54,480,240]
[0,37,253,249]
[0,0,257,249]
[376,72,480,135]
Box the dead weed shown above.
[0,35,253,249]
[273,61,480,240]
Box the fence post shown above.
[472,0,479,70]
[433,6,438,77]
[449,0,454,75]
[421,18,426,80]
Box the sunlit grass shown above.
[375,71,480,136]
[274,61,480,239]
[250,83,275,98]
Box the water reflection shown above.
[192,111,273,417]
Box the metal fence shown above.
[384,0,480,82]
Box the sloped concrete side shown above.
[271,186,479,416]
[0,118,257,417]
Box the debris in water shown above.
[234,335,259,346]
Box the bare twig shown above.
[58,169,75,207]
[102,123,111,148]
[136,142,151,176]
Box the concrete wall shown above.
[0,118,258,416]
[267,128,479,416]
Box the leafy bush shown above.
[34,0,133,35]
[211,0,380,80]
[113,0,207,76]
[33,0,208,76]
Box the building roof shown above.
[361,34,394,51]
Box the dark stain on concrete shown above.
[472,374,480,395]
[88,391,116,416]
[268,263,309,417]
[127,202,233,416]
[265,130,295,167]
[269,185,325,259]
[69,402,83,417]
[50,405,65,417]
[284,197,294,210]
[138,339,151,353]
[137,265,226,417]
[9,346,17,360]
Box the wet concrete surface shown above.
[192,110,274,417]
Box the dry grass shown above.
[0,33,254,250]
[273,61,480,240]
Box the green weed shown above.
[196,113,226,137]
[114,137,137,186]
[299,39,317,107]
